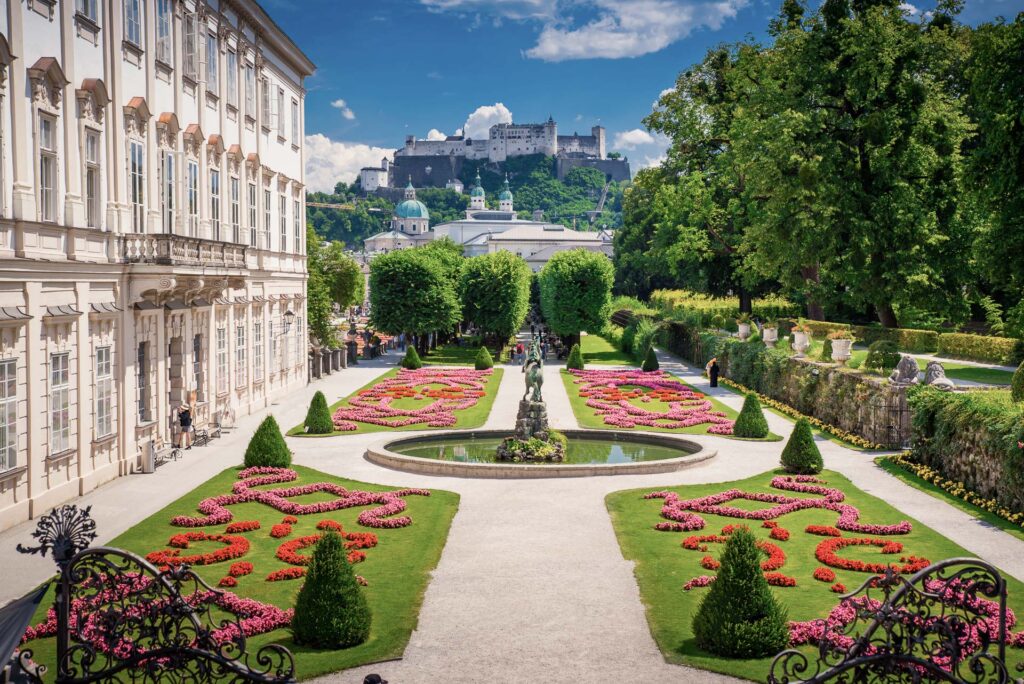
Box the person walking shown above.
[176,400,194,449]
[707,358,720,388]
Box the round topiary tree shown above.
[475,346,494,370]
[733,394,769,439]
[1012,360,1024,402]
[566,343,585,370]
[244,415,291,468]
[291,530,371,649]
[780,418,823,474]
[819,338,833,362]
[304,391,334,435]
[692,527,789,658]
[864,340,900,372]
[641,346,660,372]
[400,346,422,370]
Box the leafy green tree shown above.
[733,394,769,438]
[459,251,531,343]
[291,530,372,649]
[305,226,338,347]
[474,346,494,370]
[566,343,585,370]
[539,249,614,342]
[780,418,823,474]
[304,391,334,435]
[244,416,291,468]
[692,527,789,657]
[369,250,461,353]
[613,168,687,298]
[321,242,365,309]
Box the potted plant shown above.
[791,320,812,358]
[827,329,855,365]
[736,313,752,341]
[762,321,779,347]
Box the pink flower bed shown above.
[170,466,430,529]
[645,476,912,535]
[331,367,493,431]
[568,369,734,434]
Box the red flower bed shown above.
[146,532,250,567]
[764,572,797,587]
[228,562,253,577]
[813,567,836,583]
[225,520,261,533]
[830,583,847,593]
[769,527,790,542]
[270,524,292,538]
[815,537,930,574]
[681,529,793,587]
[700,555,720,570]
[270,529,379,580]
[282,516,298,525]
[762,521,778,529]
[218,576,238,588]
[266,567,306,582]
[806,525,842,537]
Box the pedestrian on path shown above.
[707,358,720,388]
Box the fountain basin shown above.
[365,429,715,479]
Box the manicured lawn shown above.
[941,365,1014,385]
[288,366,503,436]
[421,341,506,366]
[561,369,779,440]
[22,465,460,681]
[606,469,1024,681]
[580,333,635,365]
[876,456,1024,543]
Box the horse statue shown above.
[523,340,544,402]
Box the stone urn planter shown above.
[830,338,854,365]
[792,331,811,358]
[737,322,751,340]
[762,327,779,348]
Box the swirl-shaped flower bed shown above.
[566,369,735,434]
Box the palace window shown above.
[253,321,263,381]
[129,139,144,232]
[38,114,57,223]
[95,346,113,438]
[84,130,101,228]
[235,322,246,387]
[210,169,220,240]
[248,182,257,246]
[206,32,218,94]
[156,0,172,63]
[216,326,227,394]
[230,176,240,242]
[294,316,303,367]
[136,342,149,422]
[77,0,98,22]
[50,353,70,453]
[226,50,238,109]
[279,194,287,253]
[269,321,276,373]
[244,64,255,119]
[0,359,17,471]
[293,200,301,253]
[276,87,285,138]
[183,12,198,79]
[260,77,270,127]
[263,188,271,247]
[124,0,142,47]
[187,159,199,236]
[160,150,175,233]
[291,99,299,142]
[193,333,203,400]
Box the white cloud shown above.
[637,153,666,169]
[330,98,356,121]
[462,103,513,140]
[422,0,746,61]
[304,134,393,192]
[613,128,656,150]
[426,128,448,141]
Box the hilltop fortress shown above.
[360,117,631,192]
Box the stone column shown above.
[7,0,35,220]
[60,0,86,228]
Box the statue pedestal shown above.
[496,399,565,463]
[514,399,549,440]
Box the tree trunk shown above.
[800,265,824,320]
[876,303,898,328]
[738,289,753,314]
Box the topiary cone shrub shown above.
[304,391,334,434]
[244,415,291,468]
[401,346,422,370]
[475,346,494,370]
[733,394,769,439]
[641,346,660,372]
[291,530,371,649]
[820,338,833,362]
[692,527,789,658]
[780,418,823,474]
[566,343,585,370]
[1012,360,1024,402]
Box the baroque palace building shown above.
[0,0,315,531]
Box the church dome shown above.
[471,185,486,198]
[396,198,429,219]
[499,177,513,201]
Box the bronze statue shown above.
[523,339,544,402]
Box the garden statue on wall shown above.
[923,361,956,391]
[888,354,920,386]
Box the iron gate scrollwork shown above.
[15,505,295,683]
[768,558,1023,683]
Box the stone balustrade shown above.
[121,234,248,268]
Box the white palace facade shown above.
[0,0,315,531]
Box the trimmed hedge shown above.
[864,340,900,372]
[779,319,849,338]
[291,530,372,649]
[1013,361,1024,403]
[650,290,799,324]
[401,346,423,369]
[474,346,494,370]
[641,346,660,372]
[566,343,585,370]
[780,418,823,474]
[733,394,769,439]
[853,325,939,353]
[304,391,334,435]
[244,416,291,468]
[819,339,833,362]
[937,332,1024,366]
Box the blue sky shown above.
[264,0,1024,192]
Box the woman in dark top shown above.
[177,402,193,450]
[708,358,720,388]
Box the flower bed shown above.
[146,532,250,567]
[567,368,734,434]
[330,367,494,431]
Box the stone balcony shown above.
[121,234,248,269]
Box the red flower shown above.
[830,583,847,593]
[805,525,842,537]
[764,572,797,587]
[228,562,253,577]
[270,524,292,538]
[813,567,836,583]
[218,576,238,587]
[815,537,929,574]
[146,532,250,567]
[282,516,298,525]
[762,521,778,529]
[225,520,261,533]
[700,555,720,570]
[769,527,790,542]
[266,567,306,582]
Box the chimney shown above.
[533,209,544,222]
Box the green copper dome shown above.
[470,185,486,198]
[498,177,513,201]
[396,199,429,219]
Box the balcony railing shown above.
[121,234,247,268]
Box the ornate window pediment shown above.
[227,144,243,174]
[245,153,261,176]
[76,79,109,125]
[123,96,151,138]
[156,112,180,149]
[207,134,224,166]
[0,35,14,91]
[27,57,68,112]
[183,123,204,158]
